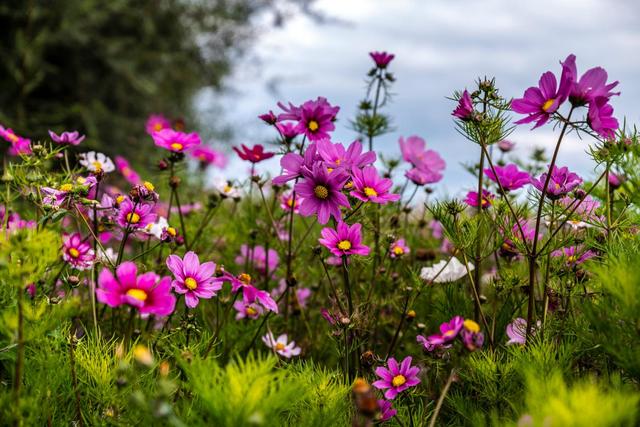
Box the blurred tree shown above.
[0,0,311,166]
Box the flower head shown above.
[280,191,300,213]
[420,257,473,283]
[117,198,156,229]
[351,166,399,204]
[452,90,474,120]
[484,163,531,191]
[319,222,370,257]
[317,139,376,172]
[146,114,172,134]
[506,317,528,345]
[497,140,515,153]
[295,163,350,224]
[233,144,275,163]
[258,111,277,125]
[532,166,582,199]
[262,332,301,358]
[114,156,142,185]
[389,238,410,258]
[49,130,85,146]
[460,319,484,351]
[62,233,95,270]
[221,272,278,313]
[372,356,420,400]
[79,151,115,173]
[152,129,201,153]
[287,97,340,141]
[96,262,176,316]
[551,245,596,267]
[369,51,395,68]
[166,251,222,308]
[234,300,264,320]
[377,399,397,421]
[399,136,446,185]
[189,145,227,168]
[464,189,494,209]
[562,54,620,107]
[588,96,619,139]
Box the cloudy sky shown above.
[199,0,640,197]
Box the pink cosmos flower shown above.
[189,145,227,168]
[114,156,142,185]
[398,136,446,185]
[389,238,410,258]
[152,129,201,153]
[258,111,277,125]
[506,318,528,345]
[351,166,400,204]
[272,143,320,185]
[484,164,530,191]
[562,54,620,107]
[378,399,397,421]
[48,130,85,146]
[41,186,70,207]
[233,144,275,163]
[221,272,278,313]
[275,122,300,140]
[316,139,376,172]
[319,222,370,257]
[452,89,474,120]
[369,51,395,69]
[233,300,264,320]
[608,172,623,190]
[117,198,156,229]
[417,316,464,351]
[280,191,300,213]
[145,114,171,135]
[62,233,95,270]
[281,97,339,141]
[588,96,618,139]
[295,163,350,224]
[166,251,222,308]
[464,189,495,209]
[532,166,582,199]
[235,244,279,276]
[372,356,421,400]
[511,59,573,129]
[551,246,596,267]
[8,137,32,156]
[262,332,301,358]
[497,140,515,152]
[96,262,176,316]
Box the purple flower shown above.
[262,332,301,358]
[398,136,446,185]
[429,315,464,345]
[146,114,171,135]
[258,111,277,125]
[351,166,400,204]
[506,318,528,345]
[275,122,300,140]
[221,273,278,313]
[562,54,620,107]
[41,186,70,207]
[369,51,395,69]
[316,139,376,172]
[233,300,264,320]
[115,156,142,186]
[96,262,176,317]
[295,163,350,224]
[608,172,623,190]
[511,60,573,129]
[389,238,410,258]
[189,146,227,168]
[280,191,300,213]
[460,319,484,351]
[551,246,596,267]
[484,163,531,191]
[48,130,85,146]
[152,129,201,153]
[452,90,474,120]
[532,166,582,199]
[372,356,421,400]
[272,143,318,185]
[588,96,619,139]
[62,233,95,270]
[235,244,279,276]
[464,189,494,209]
[117,198,157,229]
[497,140,515,153]
[319,222,370,258]
[281,97,340,141]
[377,400,397,421]
[166,251,222,308]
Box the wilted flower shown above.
[319,222,370,257]
[79,151,115,173]
[166,251,222,308]
[420,257,473,283]
[372,356,420,400]
[49,130,85,146]
[262,332,301,358]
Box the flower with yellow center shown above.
[184,277,198,290]
[246,306,257,316]
[542,98,555,112]
[126,288,147,301]
[392,375,406,387]
[170,142,184,151]
[153,122,164,131]
[143,181,155,191]
[238,273,252,284]
[166,227,177,236]
[68,248,80,258]
[275,342,286,351]
[92,161,103,172]
[314,185,329,199]
[7,132,18,143]
[116,195,125,204]
[59,183,73,192]
[126,212,141,224]
[393,246,404,255]
[463,319,480,333]
[307,120,319,132]
[337,240,352,251]
[567,255,577,263]
[364,187,378,198]
[223,184,232,194]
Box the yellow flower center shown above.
[170,142,183,151]
[364,187,378,198]
[76,176,87,185]
[166,227,177,236]
[542,98,555,112]
[338,240,352,251]
[393,246,404,255]
[184,277,198,290]
[153,122,164,131]
[567,255,577,263]
[392,375,406,387]
[246,306,257,316]
[287,199,294,207]
[443,329,456,337]
[143,181,155,191]
[314,185,329,199]
[199,154,207,161]
[308,120,319,132]
[59,183,73,192]
[68,248,80,258]
[7,133,18,143]
[126,288,147,302]
[223,185,232,193]
[116,195,125,204]
[238,273,252,284]
[463,319,480,333]
[122,167,131,176]
[92,161,103,172]
[275,342,286,351]
[126,212,141,224]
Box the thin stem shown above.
[473,147,486,320]
[428,369,456,427]
[68,332,84,427]
[385,292,410,359]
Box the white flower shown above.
[78,151,115,173]
[98,247,117,265]
[212,176,243,199]
[420,256,474,283]
[145,216,169,239]
[261,332,301,358]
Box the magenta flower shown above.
[145,114,171,135]
[398,135,446,185]
[608,172,623,190]
[234,300,264,320]
[389,238,410,258]
[271,279,312,310]
[166,251,222,308]
[369,51,395,69]
[235,244,279,276]
[114,156,142,186]
[497,139,515,153]
[377,400,397,422]
[372,356,420,400]
[464,189,495,209]
[280,191,300,213]
[562,54,619,107]
[511,60,573,129]
[258,111,277,125]
[484,163,531,191]
[262,332,301,358]
[275,122,300,140]
[96,262,176,316]
[351,166,400,204]
[506,317,528,345]
[233,144,275,163]
[222,273,278,313]
[48,130,85,146]
[452,90,474,120]
[189,145,227,168]
[152,129,201,153]
[417,316,464,352]
[8,137,32,156]
[319,222,370,258]
[62,233,95,270]
[295,163,350,224]
[317,139,376,171]
[588,96,619,139]
[532,166,582,199]
[460,319,484,351]
[287,97,340,141]
[551,246,596,267]
[117,198,157,229]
